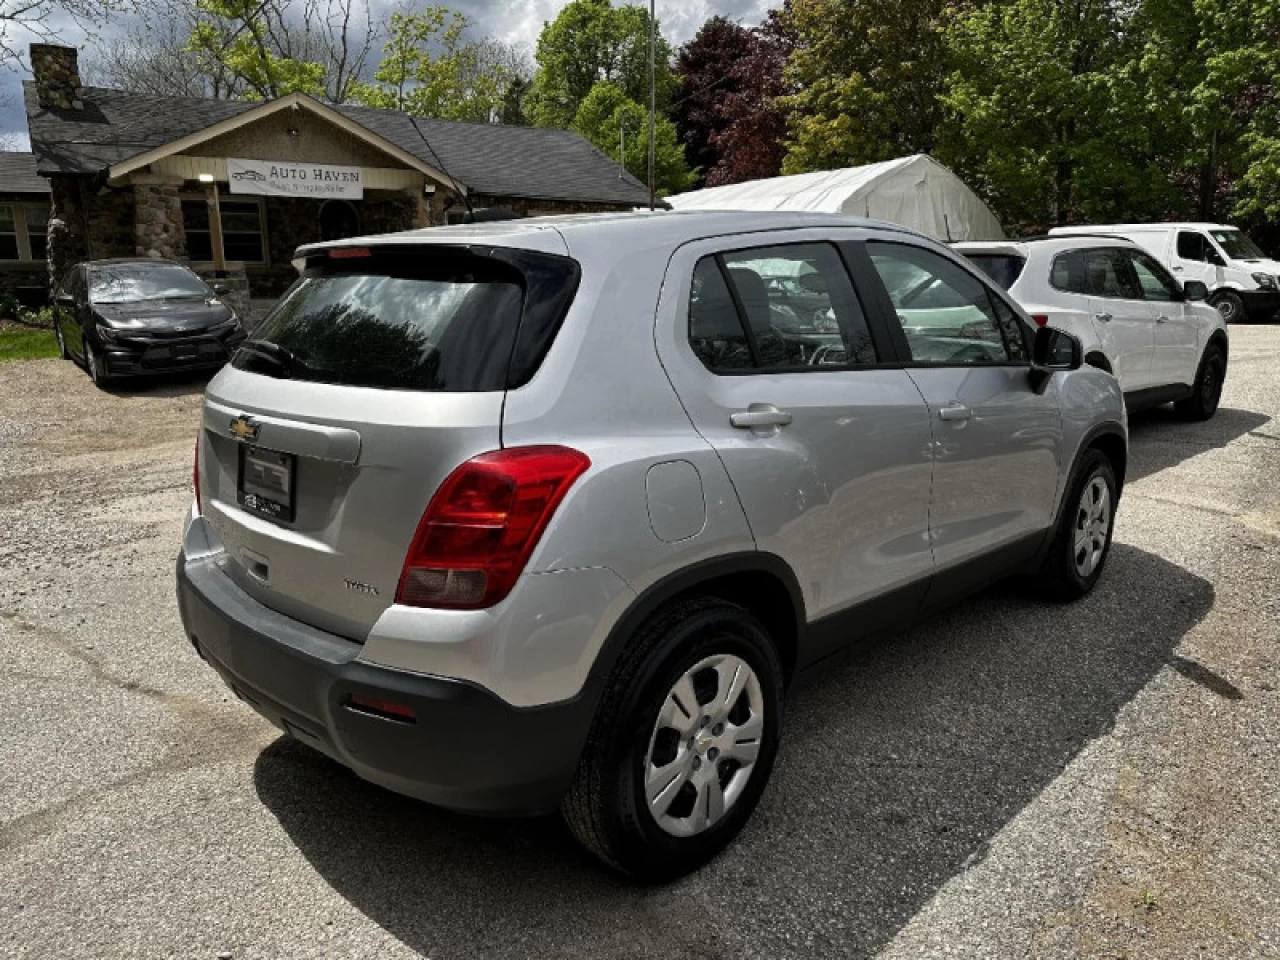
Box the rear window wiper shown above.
[237,339,317,379]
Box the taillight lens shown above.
[396,446,591,609]
[1030,314,1049,327]
[193,433,202,513]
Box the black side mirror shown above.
[1029,324,1082,390]
[1182,279,1209,302]
[55,293,75,308]
[212,282,230,296]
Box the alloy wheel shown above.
[644,653,765,838]
[1073,475,1111,578]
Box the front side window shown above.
[688,242,877,372]
[183,198,266,263]
[88,262,212,303]
[1081,248,1143,301]
[1177,231,1209,262]
[867,242,1021,365]
[0,206,17,260]
[1128,250,1181,302]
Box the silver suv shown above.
[176,212,1127,879]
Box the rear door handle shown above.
[938,404,972,422]
[1094,312,1112,323]
[730,404,793,429]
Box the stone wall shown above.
[133,182,186,260]
[88,189,135,261]
[193,263,251,322]
[362,195,417,236]
[47,176,88,289]
[30,44,83,111]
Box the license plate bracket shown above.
[238,446,296,522]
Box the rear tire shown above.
[1211,290,1245,324]
[562,597,784,881]
[1175,344,1225,421]
[1037,449,1117,602]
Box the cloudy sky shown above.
[0,0,772,147]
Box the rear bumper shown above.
[176,551,594,814]
[1238,289,1280,321]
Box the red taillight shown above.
[328,246,371,259]
[1030,314,1049,327]
[346,694,416,723]
[193,433,202,513]
[396,446,591,609]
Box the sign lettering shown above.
[227,158,364,199]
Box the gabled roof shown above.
[23,83,651,207]
[0,152,52,194]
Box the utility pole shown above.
[648,0,656,210]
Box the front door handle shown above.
[1094,312,1113,323]
[730,404,793,429]
[938,404,972,422]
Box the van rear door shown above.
[197,241,579,639]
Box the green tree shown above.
[187,0,327,100]
[528,0,675,129]
[353,9,529,123]
[570,81,695,196]
[779,0,950,172]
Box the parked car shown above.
[956,236,1228,419]
[177,212,1127,879]
[53,258,246,388]
[1049,222,1280,324]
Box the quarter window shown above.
[867,242,1022,365]
[688,243,877,373]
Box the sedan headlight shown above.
[1251,272,1276,290]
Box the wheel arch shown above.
[1205,328,1229,363]
[1084,350,1113,374]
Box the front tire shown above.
[1175,344,1226,421]
[1211,290,1245,324]
[562,598,784,881]
[82,337,110,388]
[53,319,68,359]
[1038,449,1117,601]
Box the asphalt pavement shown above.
[1,330,1277,959]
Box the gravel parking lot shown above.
[2,330,1278,960]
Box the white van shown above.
[1050,223,1280,323]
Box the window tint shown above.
[1081,248,1143,300]
[235,247,578,392]
[1128,251,1181,301]
[1050,249,1092,295]
[688,243,877,373]
[867,242,1017,365]
[1177,231,1208,261]
[962,253,1026,289]
[689,258,753,371]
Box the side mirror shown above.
[55,294,75,308]
[1182,279,1209,302]
[212,282,230,296]
[1030,324,1082,390]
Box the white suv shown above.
[957,236,1228,419]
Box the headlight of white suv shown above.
[1251,272,1276,290]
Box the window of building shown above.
[0,206,18,260]
[181,197,266,264]
[25,205,48,260]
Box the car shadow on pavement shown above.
[253,543,1213,960]
[1126,405,1271,483]
[98,368,217,398]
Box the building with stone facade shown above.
[22,44,652,304]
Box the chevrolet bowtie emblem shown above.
[229,415,260,442]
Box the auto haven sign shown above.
[227,158,363,199]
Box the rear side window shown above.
[962,253,1026,289]
[1083,248,1143,300]
[234,246,579,391]
[688,242,878,372]
[1050,250,1091,294]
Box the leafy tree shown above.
[570,81,694,195]
[1,0,137,69]
[188,0,327,100]
[352,8,528,122]
[528,0,675,129]
[673,13,792,187]
[779,0,950,172]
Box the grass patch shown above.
[0,328,60,362]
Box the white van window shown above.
[1210,229,1267,261]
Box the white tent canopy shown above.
[665,155,1005,242]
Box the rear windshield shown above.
[961,253,1026,290]
[233,246,579,391]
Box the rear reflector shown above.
[346,694,417,723]
[396,446,591,610]
[328,246,371,259]
[1030,314,1049,327]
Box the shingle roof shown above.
[24,82,650,206]
[0,151,51,194]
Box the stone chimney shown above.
[30,44,83,111]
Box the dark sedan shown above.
[53,259,247,388]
